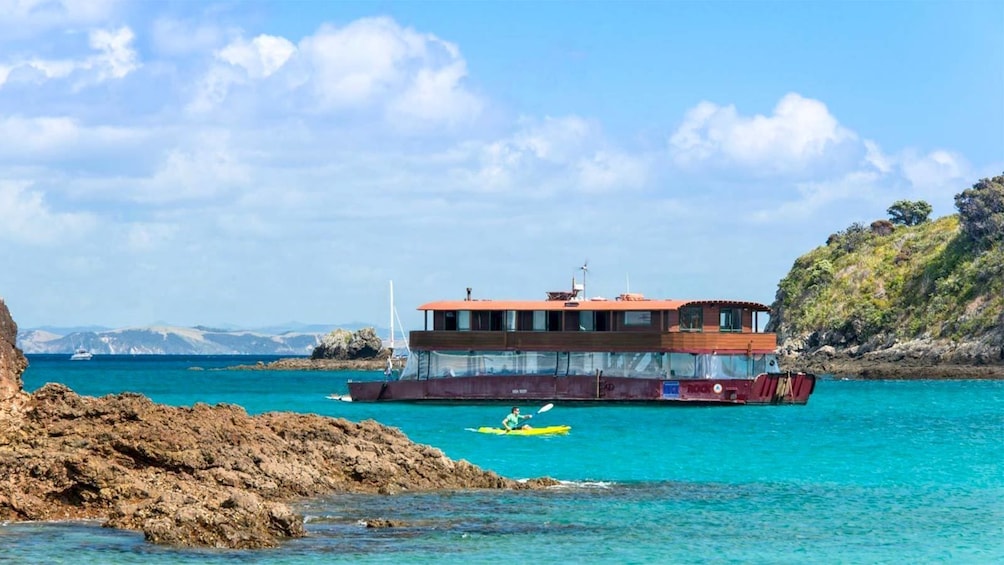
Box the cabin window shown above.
[444,311,457,331]
[490,311,505,331]
[719,307,742,333]
[532,311,546,331]
[547,310,563,331]
[624,311,651,327]
[595,311,611,331]
[579,311,595,331]
[564,311,580,331]
[506,311,517,331]
[518,311,534,330]
[471,311,489,331]
[680,306,702,332]
[458,310,471,331]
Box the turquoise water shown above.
[4,355,1003,564]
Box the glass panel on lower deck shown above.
[400,350,780,381]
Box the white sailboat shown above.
[386,280,410,360]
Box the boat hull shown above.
[475,425,571,436]
[347,372,815,405]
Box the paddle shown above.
[502,403,554,433]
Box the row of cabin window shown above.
[433,306,745,333]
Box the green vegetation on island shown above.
[768,174,1004,374]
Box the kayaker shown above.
[502,407,532,431]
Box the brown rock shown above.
[0,298,28,405]
[0,300,556,549]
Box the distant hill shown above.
[16,323,391,356]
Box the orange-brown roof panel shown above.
[417,298,770,312]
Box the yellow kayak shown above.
[475,425,571,436]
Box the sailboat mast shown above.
[389,280,395,351]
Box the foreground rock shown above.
[0,300,556,549]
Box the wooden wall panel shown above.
[409,331,777,353]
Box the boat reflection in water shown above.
[349,280,815,405]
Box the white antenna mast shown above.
[580,259,589,299]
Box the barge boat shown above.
[348,283,815,405]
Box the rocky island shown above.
[769,174,1004,379]
[0,298,554,549]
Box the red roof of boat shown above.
[417,298,771,312]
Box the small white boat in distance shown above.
[70,348,93,361]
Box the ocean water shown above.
[3,354,1003,564]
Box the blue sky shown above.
[0,0,1001,332]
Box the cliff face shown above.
[0,298,28,404]
[0,299,555,548]
[768,215,1004,378]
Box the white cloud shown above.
[217,34,296,79]
[863,140,893,174]
[87,27,139,81]
[476,116,649,194]
[0,26,139,88]
[900,149,968,190]
[386,60,483,128]
[0,116,80,152]
[297,18,434,108]
[670,93,856,174]
[0,180,97,244]
[190,17,483,128]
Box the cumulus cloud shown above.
[0,180,97,244]
[670,93,856,174]
[189,17,483,128]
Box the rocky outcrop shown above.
[229,356,400,372]
[311,327,386,361]
[0,298,28,405]
[0,300,557,549]
[778,331,1004,379]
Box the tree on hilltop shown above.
[887,200,932,226]
[955,173,1004,247]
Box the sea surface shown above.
[3,354,1003,564]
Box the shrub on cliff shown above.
[955,173,1004,248]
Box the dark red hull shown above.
[347,372,815,405]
